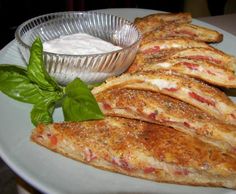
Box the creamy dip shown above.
[43,33,122,55]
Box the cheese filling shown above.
[149,79,177,90]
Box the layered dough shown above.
[139,38,213,53]
[31,117,236,189]
[140,58,236,88]
[141,23,223,44]
[129,46,236,73]
[134,12,192,34]
[92,70,236,125]
[95,88,236,157]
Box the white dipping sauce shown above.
[43,33,121,55]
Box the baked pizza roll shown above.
[140,58,236,88]
[134,12,192,34]
[139,38,212,54]
[127,49,185,73]
[95,88,236,157]
[92,70,236,125]
[169,47,236,72]
[141,23,223,44]
[31,117,236,189]
[129,47,236,73]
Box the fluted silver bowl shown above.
[15,11,141,85]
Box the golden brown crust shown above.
[141,23,223,44]
[134,12,192,34]
[170,47,236,71]
[140,58,236,88]
[127,49,179,73]
[139,38,212,51]
[92,70,236,125]
[95,88,236,157]
[127,47,236,73]
[31,117,236,189]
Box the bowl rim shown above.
[15,11,142,57]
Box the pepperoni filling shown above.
[102,102,112,110]
[179,61,220,76]
[142,46,160,54]
[148,111,158,120]
[183,122,190,128]
[50,135,57,146]
[206,70,216,75]
[228,75,236,81]
[47,133,58,146]
[184,55,222,64]
[164,87,179,92]
[189,92,215,106]
[144,167,156,174]
[174,168,189,176]
[84,148,97,162]
[180,62,199,70]
[112,157,132,171]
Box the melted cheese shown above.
[156,62,172,68]
[149,79,177,90]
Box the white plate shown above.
[1,8,236,194]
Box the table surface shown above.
[1,12,236,194]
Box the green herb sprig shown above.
[0,38,104,126]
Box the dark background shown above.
[0,0,229,49]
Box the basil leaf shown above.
[27,37,60,91]
[0,64,26,75]
[87,82,103,90]
[0,65,47,104]
[31,92,63,126]
[62,78,104,121]
[31,100,55,126]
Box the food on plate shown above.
[92,70,236,125]
[141,23,223,44]
[168,47,236,72]
[95,88,236,157]
[139,58,236,88]
[134,12,192,34]
[25,11,236,191]
[31,117,236,189]
[139,38,212,52]
[128,47,236,73]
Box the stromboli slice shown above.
[141,23,223,44]
[95,89,236,157]
[134,12,192,34]
[127,51,177,73]
[31,117,236,189]
[92,70,236,125]
[128,47,236,73]
[139,38,212,53]
[169,47,236,72]
[140,58,236,88]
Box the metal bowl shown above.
[15,11,141,85]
